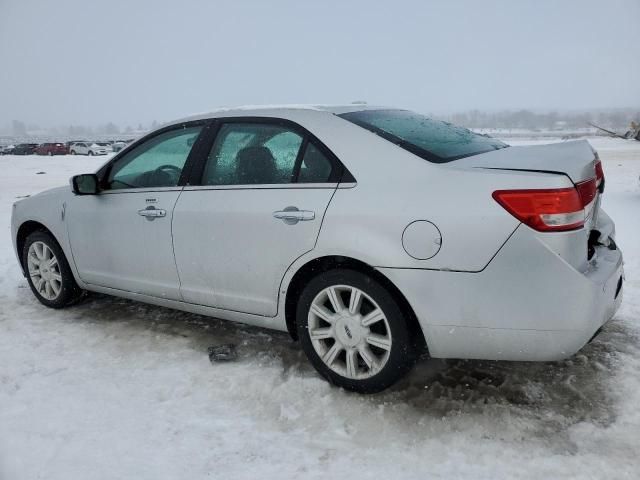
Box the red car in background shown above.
[35,143,69,156]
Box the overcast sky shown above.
[1,0,638,127]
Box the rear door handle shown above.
[138,206,166,220]
[273,206,315,225]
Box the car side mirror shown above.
[71,173,100,195]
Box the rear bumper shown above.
[379,225,623,361]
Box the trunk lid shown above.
[452,139,609,266]
[452,139,597,184]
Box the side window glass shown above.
[298,143,333,183]
[202,123,303,185]
[204,129,255,185]
[106,126,202,190]
[263,131,304,180]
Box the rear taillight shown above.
[594,159,604,192]
[576,178,598,219]
[493,179,597,232]
[575,178,597,206]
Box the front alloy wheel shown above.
[27,241,62,300]
[23,231,83,308]
[297,269,417,393]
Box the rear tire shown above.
[296,269,417,393]
[22,231,83,309]
[70,150,76,155]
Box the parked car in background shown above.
[0,145,16,155]
[111,139,134,152]
[11,143,39,155]
[66,141,86,150]
[35,143,70,156]
[10,105,623,393]
[94,142,114,152]
[69,142,109,156]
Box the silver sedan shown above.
[10,105,623,393]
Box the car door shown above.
[66,123,207,299]
[172,119,342,317]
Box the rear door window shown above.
[298,143,333,183]
[202,123,304,185]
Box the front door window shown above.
[106,126,202,190]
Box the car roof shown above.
[171,103,391,125]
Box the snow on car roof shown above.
[170,103,388,125]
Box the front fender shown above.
[11,189,86,288]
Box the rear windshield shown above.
[339,109,507,163]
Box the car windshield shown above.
[339,109,508,163]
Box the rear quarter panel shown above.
[283,111,575,271]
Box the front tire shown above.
[88,150,94,156]
[22,231,83,308]
[296,269,417,393]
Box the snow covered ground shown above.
[1,138,639,479]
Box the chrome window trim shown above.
[97,186,184,195]
[182,182,339,192]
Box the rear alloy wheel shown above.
[23,231,83,308]
[70,150,76,155]
[297,269,417,393]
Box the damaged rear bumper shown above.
[379,224,623,361]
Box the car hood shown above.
[19,185,69,202]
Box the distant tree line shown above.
[440,109,640,131]
[4,120,162,137]
[62,120,159,137]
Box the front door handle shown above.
[273,206,315,225]
[138,206,166,220]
